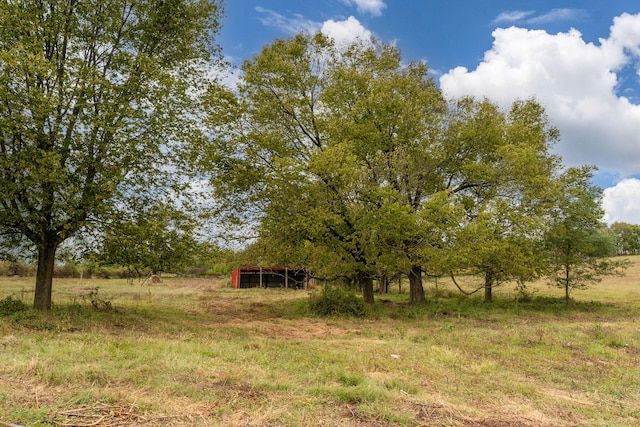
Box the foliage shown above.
[444,98,561,302]
[0,261,37,277]
[544,167,629,303]
[308,285,366,317]
[0,295,29,316]
[609,222,640,255]
[204,33,566,306]
[93,201,201,277]
[0,0,223,309]
[87,288,113,312]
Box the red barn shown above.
[231,267,307,289]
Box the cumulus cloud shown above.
[603,179,640,224]
[321,16,373,47]
[341,0,387,17]
[254,7,372,47]
[440,13,640,177]
[256,7,372,44]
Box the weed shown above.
[336,371,364,387]
[383,378,419,394]
[0,295,29,316]
[592,322,605,339]
[87,288,113,312]
[440,322,455,332]
[315,383,386,404]
[308,285,366,317]
[514,280,538,303]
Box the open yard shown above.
[1,258,639,426]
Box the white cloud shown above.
[440,13,640,178]
[603,179,640,225]
[492,8,586,25]
[526,8,587,25]
[321,16,373,47]
[492,10,534,24]
[219,57,242,89]
[341,0,387,17]
[255,7,320,35]
[254,8,372,48]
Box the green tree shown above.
[203,34,362,300]
[0,0,222,309]
[94,201,200,280]
[204,34,572,306]
[204,34,454,304]
[321,41,450,304]
[544,167,627,304]
[609,222,640,255]
[445,98,561,302]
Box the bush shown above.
[0,261,10,276]
[54,263,79,278]
[2,262,37,277]
[92,266,135,279]
[88,288,113,312]
[309,285,366,317]
[0,296,29,316]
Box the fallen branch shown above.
[57,415,105,427]
[55,402,190,426]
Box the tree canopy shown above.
[0,0,223,309]
[204,33,579,304]
[544,166,628,304]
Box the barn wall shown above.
[230,268,307,289]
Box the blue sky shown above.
[217,0,640,224]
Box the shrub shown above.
[88,288,113,312]
[0,296,29,316]
[4,262,37,277]
[54,263,79,278]
[184,267,208,276]
[308,285,366,317]
[0,261,10,276]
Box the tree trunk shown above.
[378,272,388,294]
[409,265,425,304]
[484,270,493,303]
[359,272,375,305]
[34,242,59,310]
[564,264,570,305]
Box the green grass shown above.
[1,259,640,426]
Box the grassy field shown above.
[1,258,639,426]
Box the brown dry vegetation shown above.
[1,257,639,426]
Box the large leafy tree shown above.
[445,98,561,302]
[204,34,363,298]
[205,33,573,305]
[0,0,222,309]
[321,42,451,304]
[205,34,455,304]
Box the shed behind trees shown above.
[231,267,307,289]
